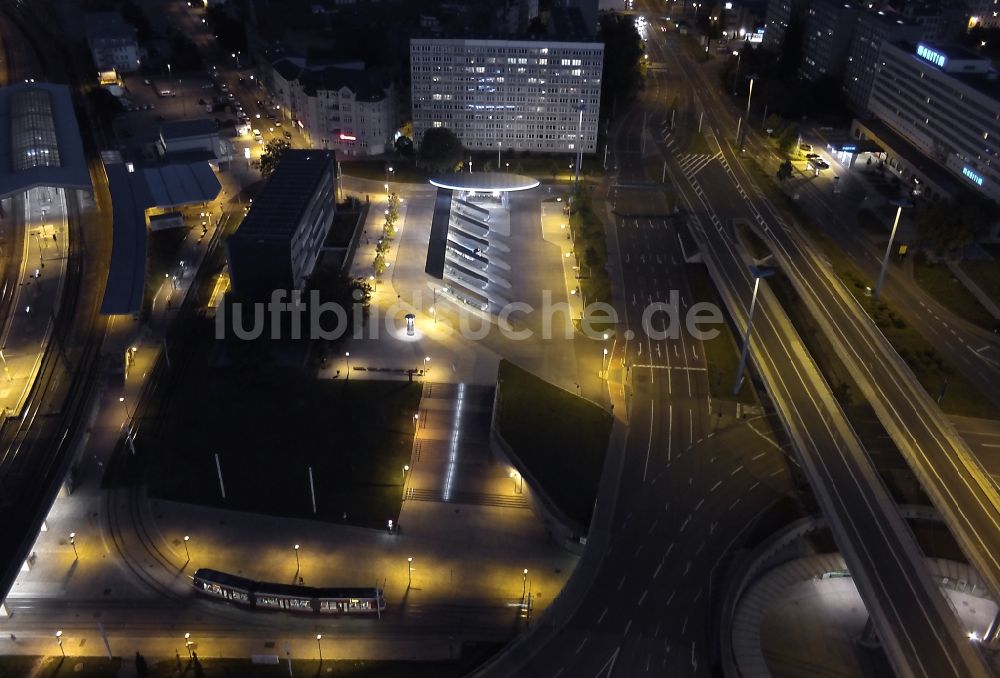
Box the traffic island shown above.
[492,360,613,548]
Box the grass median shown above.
[912,253,997,331]
[496,360,612,527]
[684,264,756,405]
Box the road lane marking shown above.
[643,401,655,482]
[729,498,741,511]
[618,575,627,590]
[695,498,705,511]
[731,465,744,476]
[638,589,648,606]
[597,606,608,624]
[575,637,588,654]
[666,590,675,606]
[710,480,722,492]
[648,519,659,533]
[653,562,663,579]
[752,451,766,461]
[624,619,633,636]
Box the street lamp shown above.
[574,102,586,183]
[733,266,774,395]
[873,200,911,301]
[509,470,522,494]
[69,532,78,560]
[294,544,300,570]
[522,568,529,598]
[384,182,389,197]
[55,630,65,657]
[732,50,742,95]
[402,464,409,482]
[184,632,192,658]
[182,535,190,562]
[736,77,755,150]
[423,356,430,374]
[345,352,351,378]
[602,347,609,377]
[316,634,323,662]
[407,556,413,588]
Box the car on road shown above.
[806,153,820,160]
[800,143,813,152]
[283,131,292,140]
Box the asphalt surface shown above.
[642,11,991,676]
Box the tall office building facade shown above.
[799,0,859,80]
[866,41,1000,201]
[410,38,603,155]
[843,10,924,113]
[762,0,808,51]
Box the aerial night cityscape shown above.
[1,0,1000,676]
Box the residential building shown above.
[84,12,141,74]
[226,150,337,300]
[969,0,1000,29]
[843,10,924,113]
[264,59,396,156]
[860,41,1000,202]
[410,38,603,154]
[799,0,859,81]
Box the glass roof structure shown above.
[10,89,61,171]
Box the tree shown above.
[254,139,290,178]
[417,127,464,173]
[598,13,645,118]
[777,123,799,156]
[135,652,149,678]
[916,192,998,253]
[373,253,387,276]
[776,159,793,181]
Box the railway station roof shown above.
[0,82,91,198]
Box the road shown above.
[643,9,991,675]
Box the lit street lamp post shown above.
[733,266,774,395]
[402,464,409,483]
[182,535,190,562]
[345,352,351,379]
[735,77,755,150]
[294,544,300,571]
[522,568,529,599]
[184,633,192,658]
[873,201,911,301]
[55,630,65,657]
[69,532,78,560]
[407,557,413,588]
[732,50,742,95]
[316,634,323,662]
[601,347,609,378]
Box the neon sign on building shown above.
[916,44,947,68]
[962,166,984,187]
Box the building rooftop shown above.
[0,82,90,199]
[160,118,218,141]
[102,154,221,315]
[84,11,137,42]
[429,171,540,192]
[231,150,336,241]
[299,66,391,101]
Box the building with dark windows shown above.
[226,150,337,300]
[84,11,141,74]
[799,0,859,81]
[410,38,603,154]
[842,10,924,113]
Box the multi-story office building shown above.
[799,0,859,80]
[970,0,1000,28]
[410,38,603,154]
[226,150,337,299]
[843,10,924,113]
[265,59,396,156]
[860,41,1000,202]
[762,0,808,51]
[84,12,141,74]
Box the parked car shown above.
[805,153,820,160]
[799,143,813,152]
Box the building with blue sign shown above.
[851,40,1000,213]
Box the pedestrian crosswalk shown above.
[677,152,720,179]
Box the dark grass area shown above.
[961,256,1000,318]
[146,362,422,528]
[340,158,429,184]
[0,657,122,677]
[683,264,756,405]
[496,360,612,527]
[326,207,365,248]
[143,642,504,677]
[912,253,996,331]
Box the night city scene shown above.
[1,0,1000,676]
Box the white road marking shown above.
[710,480,722,492]
[597,606,608,624]
[643,401,655,482]
[638,589,648,606]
